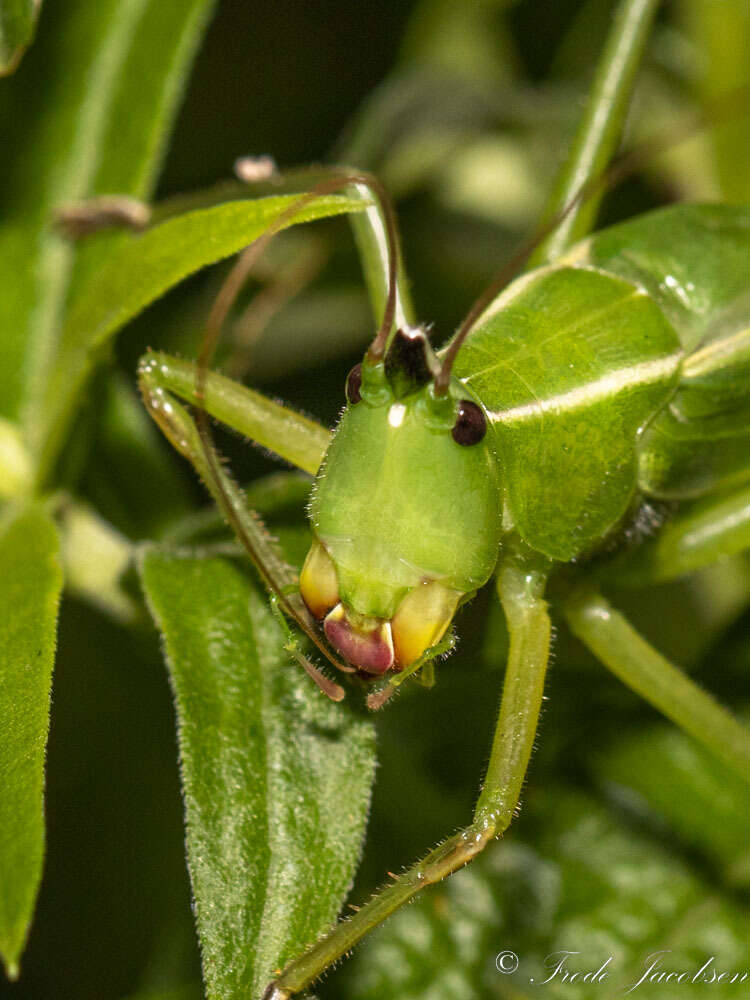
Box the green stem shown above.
[266,559,551,999]
[565,589,750,782]
[348,188,416,332]
[528,0,660,267]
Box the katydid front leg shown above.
[263,558,552,999]
[139,351,329,475]
[137,351,349,698]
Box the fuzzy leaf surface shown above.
[0,504,62,977]
[0,0,216,444]
[139,545,376,999]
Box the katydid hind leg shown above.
[187,167,413,692]
[264,560,552,998]
[138,351,331,475]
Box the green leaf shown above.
[36,193,365,483]
[0,0,41,75]
[0,0,216,431]
[0,504,62,978]
[595,718,750,888]
[139,545,376,999]
[343,787,750,999]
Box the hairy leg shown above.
[264,559,552,998]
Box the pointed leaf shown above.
[0,504,62,978]
[139,545,376,999]
[36,193,365,481]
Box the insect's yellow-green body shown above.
[138,194,750,1000]
[136,80,750,1000]
[458,205,750,548]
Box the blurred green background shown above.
[3,1,750,998]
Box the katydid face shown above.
[300,331,502,674]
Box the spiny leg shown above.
[263,559,552,999]
[564,588,750,781]
[139,167,414,702]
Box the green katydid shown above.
[137,191,750,995]
[131,9,750,999]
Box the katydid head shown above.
[300,328,502,675]
[189,165,504,687]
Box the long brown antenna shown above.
[434,83,750,394]
[193,167,401,688]
[198,167,401,377]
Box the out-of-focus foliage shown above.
[0,0,41,75]
[39,194,364,479]
[679,0,750,202]
[342,773,750,998]
[0,0,217,982]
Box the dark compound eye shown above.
[452,399,486,446]
[346,363,363,404]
